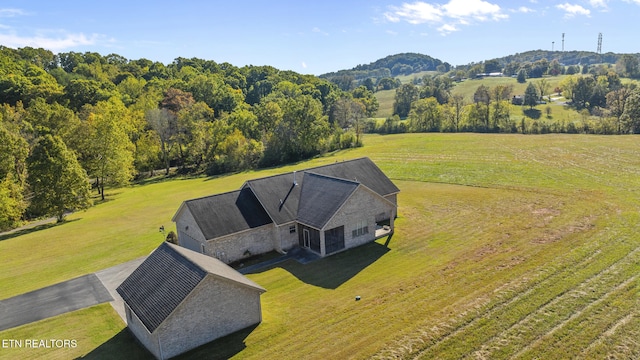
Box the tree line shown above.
[0,46,378,230]
[376,60,640,135]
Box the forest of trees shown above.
[0,46,378,230]
[320,53,448,91]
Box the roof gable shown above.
[185,187,272,240]
[297,172,358,229]
[245,157,397,225]
[116,243,265,333]
[244,172,301,225]
[309,158,399,197]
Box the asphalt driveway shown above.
[0,273,112,331]
[0,256,146,331]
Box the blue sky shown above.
[0,1,638,75]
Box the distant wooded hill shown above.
[321,50,640,81]
[488,50,640,67]
[320,53,448,82]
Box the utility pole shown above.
[552,41,555,51]
[562,33,565,52]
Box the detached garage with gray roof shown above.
[173,157,399,263]
[117,242,265,360]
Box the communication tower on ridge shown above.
[597,33,603,54]
[562,33,565,52]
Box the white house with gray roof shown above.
[172,157,399,264]
[116,242,265,360]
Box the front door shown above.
[303,229,310,248]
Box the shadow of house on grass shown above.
[247,240,391,289]
[78,325,257,360]
[173,324,257,360]
[75,328,154,360]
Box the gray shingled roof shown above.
[116,243,265,333]
[245,157,398,225]
[310,157,399,197]
[243,173,301,225]
[297,173,358,229]
[116,242,206,333]
[185,187,272,240]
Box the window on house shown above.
[352,219,369,237]
[289,225,296,233]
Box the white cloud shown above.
[0,8,26,17]
[312,27,329,36]
[622,0,640,4]
[384,0,507,35]
[556,3,591,18]
[438,23,458,35]
[0,31,104,52]
[386,30,399,35]
[589,0,608,7]
[442,0,506,21]
[301,61,307,69]
[385,2,443,24]
[514,6,535,13]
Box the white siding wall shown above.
[324,186,396,252]
[157,276,263,359]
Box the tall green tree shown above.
[615,55,639,78]
[146,108,175,175]
[447,94,466,132]
[262,94,329,165]
[572,77,595,110]
[409,98,441,132]
[473,85,491,130]
[606,86,633,134]
[352,86,379,117]
[27,134,91,222]
[524,82,539,109]
[0,121,28,230]
[620,89,640,133]
[87,98,135,200]
[393,83,419,118]
[535,78,549,101]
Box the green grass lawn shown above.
[1,133,639,359]
[374,74,582,123]
[374,89,395,118]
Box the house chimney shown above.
[293,171,298,186]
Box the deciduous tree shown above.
[27,134,91,221]
[393,83,419,118]
[87,98,135,200]
[524,82,539,109]
[409,97,441,132]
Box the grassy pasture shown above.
[374,75,572,120]
[374,89,396,118]
[1,133,639,359]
